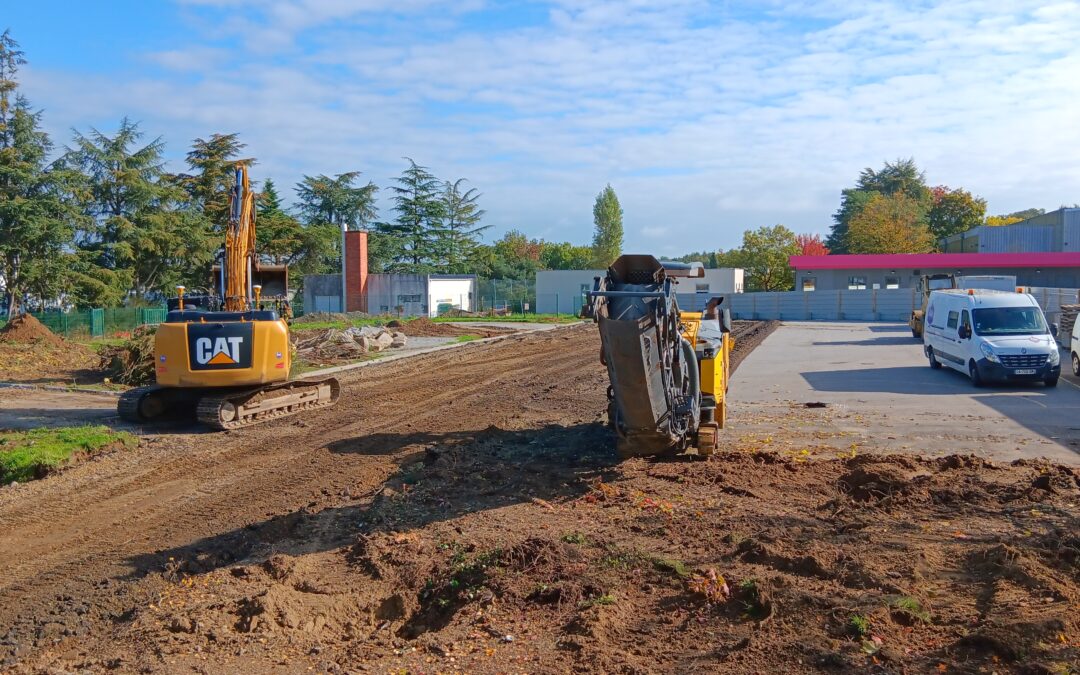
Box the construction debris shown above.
[99,326,158,386]
[293,326,407,361]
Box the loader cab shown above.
[923,289,1060,387]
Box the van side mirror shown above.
[1051,322,1059,337]
[721,308,733,334]
[958,325,971,339]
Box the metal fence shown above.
[19,307,169,339]
[724,287,1080,323]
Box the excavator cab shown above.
[584,255,733,458]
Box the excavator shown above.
[584,255,733,458]
[118,165,340,430]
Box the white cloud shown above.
[18,0,1080,251]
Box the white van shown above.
[923,289,1060,387]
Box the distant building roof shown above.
[789,252,1080,270]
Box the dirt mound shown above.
[0,313,64,346]
[293,326,407,363]
[398,316,512,338]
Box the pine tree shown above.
[590,184,623,268]
[294,172,378,274]
[182,133,248,230]
[440,178,488,273]
[0,30,81,314]
[378,159,446,272]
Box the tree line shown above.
[0,31,626,314]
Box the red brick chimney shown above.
[344,230,368,312]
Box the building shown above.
[302,231,478,317]
[789,252,1080,291]
[535,267,744,314]
[941,207,1080,253]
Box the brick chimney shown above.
[344,230,368,312]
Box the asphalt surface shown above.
[731,321,1080,465]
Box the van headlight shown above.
[1048,348,1060,365]
[980,343,1000,363]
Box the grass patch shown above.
[0,425,137,484]
[290,317,392,331]
[848,614,871,637]
[888,596,931,623]
[651,556,692,578]
[454,334,480,343]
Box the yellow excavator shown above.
[118,165,339,430]
[584,255,733,458]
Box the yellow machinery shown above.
[909,273,957,338]
[118,165,339,430]
[584,255,733,458]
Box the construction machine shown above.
[118,165,339,430]
[584,255,733,458]
[909,273,957,338]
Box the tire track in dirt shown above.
[0,325,605,639]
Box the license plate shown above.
[1014,369,1036,375]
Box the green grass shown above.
[0,426,137,484]
[848,614,871,637]
[290,317,391,331]
[889,596,931,623]
[454,334,480,343]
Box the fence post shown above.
[837,291,843,321]
[872,289,878,321]
[804,291,809,320]
[91,308,104,338]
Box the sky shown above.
[6,0,1080,255]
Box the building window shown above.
[380,305,389,312]
[397,294,422,303]
[695,283,710,292]
[802,277,816,292]
[885,277,900,289]
[847,276,867,290]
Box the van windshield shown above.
[972,307,1047,336]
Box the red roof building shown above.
[788,252,1080,291]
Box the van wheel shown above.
[968,360,984,387]
[1072,352,1080,377]
[928,349,942,369]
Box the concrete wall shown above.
[728,287,1080,323]
[798,266,1080,292]
[367,274,428,316]
[535,267,744,314]
[302,274,342,313]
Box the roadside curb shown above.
[301,321,586,379]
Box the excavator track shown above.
[196,377,340,430]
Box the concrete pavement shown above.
[727,321,1080,465]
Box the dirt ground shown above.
[1,322,1077,674]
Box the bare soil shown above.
[0,315,101,385]
[0,322,1077,674]
[392,317,515,339]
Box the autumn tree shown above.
[722,225,800,292]
[927,186,986,244]
[985,208,1044,226]
[827,159,930,253]
[590,184,623,268]
[846,193,934,254]
[540,241,593,270]
[795,233,829,256]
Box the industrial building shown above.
[789,252,1080,291]
[941,207,1080,253]
[302,231,478,317]
[535,267,744,314]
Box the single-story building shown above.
[535,267,744,314]
[303,273,476,317]
[941,207,1080,253]
[789,252,1080,291]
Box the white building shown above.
[535,267,744,314]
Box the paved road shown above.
[730,321,1080,465]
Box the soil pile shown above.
[0,313,64,347]
[293,326,407,362]
[398,316,512,338]
[98,326,157,386]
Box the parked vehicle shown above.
[923,289,1060,387]
[909,274,1017,339]
[1070,316,1080,377]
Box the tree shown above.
[927,186,986,244]
[590,184,623,268]
[0,30,81,315]
[181,133,247,229]
[827,158,930,253]
[795,233,829,256]
[378,159,445,272]
[728,225,800,292]
[540,241,593,270]
[667,251,721,268]
[294,172,379,276]
[66,118,213,301]
[986,208,1044,227]
[489,230,544,279]
[846,193,934,254]
[440,178,489,273]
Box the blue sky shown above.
[8,0,1080,254]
